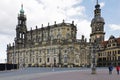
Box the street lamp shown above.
[52,51,54,71]
[5,59,7,71]
[13,43,15,69]
[91,42,97,74]
[58,39,62,67]
[59,47,61,67]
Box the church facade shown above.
[7,5,89,68]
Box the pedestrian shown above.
[116,65,120,75]
[108,65,113,74]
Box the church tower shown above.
[90,0,105,44]
[15,4,27,47]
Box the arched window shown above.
[76,55,79,63]
[39,58,42,63]
[47,57,49,62]
[57,34,61,39]
[66,33,70,39]
[20,33,22,38]
[64,55,67,63]
[23,34,25,39]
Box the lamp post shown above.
[91,42,97,74]
[58,39,61,67]
[59,47,61,67]
[52,50,54,71]
[13,43,15,70]
[18,45,19,69]
[52,46,54,71]
[5,59,7,71]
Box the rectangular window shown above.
[118,50,120,54]
[47,58,49,62]
[47,49,49,54]
[118,56,120,60]
[39,58,42,63]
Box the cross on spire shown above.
[21,4,23,10]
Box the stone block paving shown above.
[0,68,120,80]
[32,69,120,80]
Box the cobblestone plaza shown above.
[0,68,120,80]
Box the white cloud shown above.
[25,0,85,29]
[109,24,120,30]
[76,19,91,40]
[100,2,105,8]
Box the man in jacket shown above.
[108,65,113,74]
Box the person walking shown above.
[108,65,113,74]
[116,65,120,75]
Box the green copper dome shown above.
[20,4,24,13]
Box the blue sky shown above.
[83,0,120,39]
[0,0,120,63]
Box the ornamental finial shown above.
[20,4,24,13]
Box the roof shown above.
[29,21,75,30]
[91,16,104,24]
[101,37,120,47]
[101,41,108,47]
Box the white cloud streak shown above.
[109,24,120,31]
[100,2,105,8]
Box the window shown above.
[113,43,116,46]
[57,34,61,39]
[107,44,111,47]
[32,58,34,63]
[67,28,69,31]
[118,56,120,60]
[118,50,120,54]
[66,33,70,39]
[98,53,100,56]
[76,55,79,63]
[65,50,67,53]
[54,58,56,63]
[58,29,60,31]
[47,58,49,62]
[39,58,42,63]
[103,58,106,61]
[23,34,25,39]
[64,55,67,63]
[20,33,22,38]
[47,49,49,54]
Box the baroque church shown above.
[7,4,89,67]
[7,1,120,68]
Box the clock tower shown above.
[90,0,105,44]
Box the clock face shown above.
[96,35,100,38]
[96,25,100,31]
